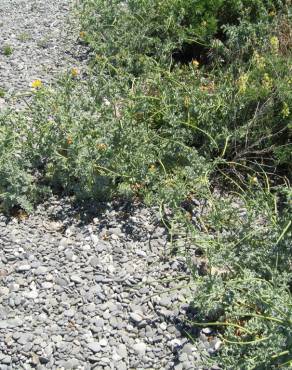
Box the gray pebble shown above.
[133,342,147,356]
[70,274,82,284]
[88,342,101,353]
[16,264,31,272]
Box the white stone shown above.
[133,342,147,356]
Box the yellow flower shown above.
[253,52,266,70]
[200,81,215,93]
[270,36,279,53]
[262,73,273,90]
[269,10,276,17]
[149,164,156,172]
[192,59,199,68]
[79,31,86,39]
[238,73,249,93]
[67,136,73,145]
[31,79,42,89]
[281,102,290,118]
[97,143,107,151]
[71,67,79,78]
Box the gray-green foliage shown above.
[0,1,291,368]
[185,189,292,369]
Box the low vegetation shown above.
[0,0,291,368]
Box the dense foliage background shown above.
[0,0,291,368]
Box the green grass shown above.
[0,0,291,368]
[3,44,13,56]
[17,32,32,42]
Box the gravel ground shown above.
[0,0,88,107]
[0,198,218,370]
[0,1,218,369]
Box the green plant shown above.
[17,32,31,42]
[0,2,291,368]
[3,44,13,56]
[175,184,292,369]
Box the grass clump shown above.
[0,0,291,368]
[2,44,13,56]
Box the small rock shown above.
[23,290,38,299]
[99,338,108,347]
[39,356,50,364]
[34,266,48,275]
[129,312,143,324]
[1,355,11,364]
[116,344,127,359]
[133,342,147,356]
[202,327,212,334]
[70,275,82,284]
[0,287,9,295]
[89,256,99,268]
[16,264,31,272]
[182,343,194,356]
[88,342,101,353]
[64,309,75,317]
[55,277,67,286]
[159,297,172,307]
[160,322,167,330]
[41,282,53,289]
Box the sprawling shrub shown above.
[0,2,291,367]
[80,0,287,72]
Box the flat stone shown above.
[23,290,38,299]
[64,309,75,317]
[116,344,127,359]
[55,277,68,286]
[41,282,53,289]
[129,312,143,324]
[16,264,31,272]
[0,287,9,295]
[0,320,8,329]
[182,343,194,356]
[159,297,172,307]
[7,318,23,327]
[70,275,82,284]
[34,266,48,275]
[88,342,101,353]
[1,356,11,364]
